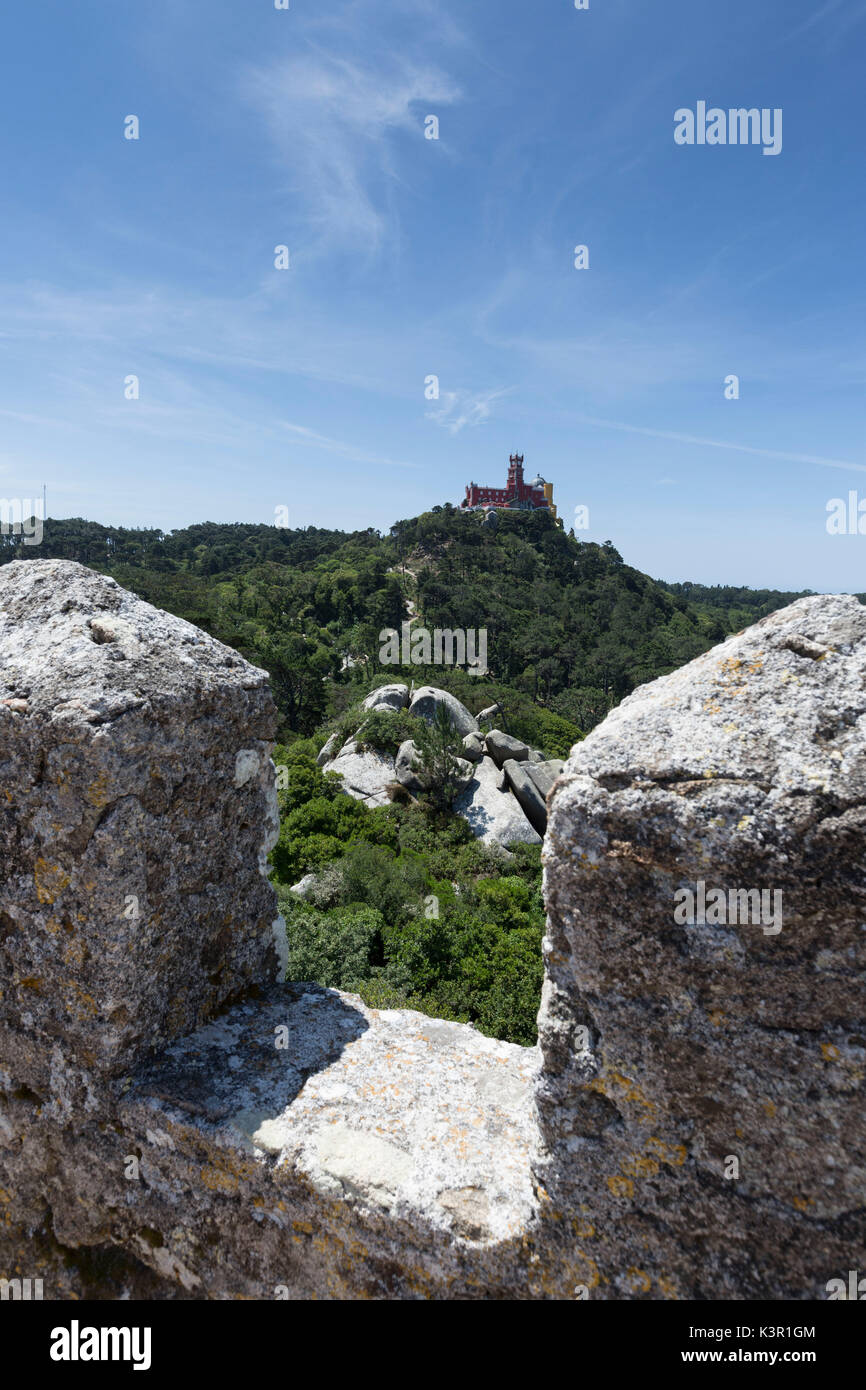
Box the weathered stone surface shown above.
[362,683,409,713]
[326,749,395,807]
[1,985,544,1299]
[134,988,537,1243]
[0,1221,198,1301]
[476,703,501,726]
[485,729,529,768]
[453,756,542,848]
[462,731,484,762]
[537,594,866,1298]
[0,559,280,1078]
[316,733,339,766]
[394,738,423,791]
[502,758,547,836]
[394,741,472,796]
[526,759,564,800]
[408,686,478,737]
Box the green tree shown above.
[412,705,466,811]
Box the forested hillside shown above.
[0,508,820,740]
[1,508,831,1044]
[660,579,822,637]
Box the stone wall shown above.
[0,560,283,1081]
[0,564,863,1299]
[537,594,866,1298]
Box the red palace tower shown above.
[461,454,558,518]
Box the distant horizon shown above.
[9,508,847,599]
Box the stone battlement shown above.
[1,562,863,1299]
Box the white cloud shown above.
[425,387,511,434]
[241,52,460,252]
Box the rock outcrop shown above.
[2,571,862,1301]
[326,746,395,807]
[408,686,479,737]
[453,755,542,847]
[462,732,484,762]
[319,700,564,842]
[362,683,410,713]
[525,758,564,799]
[476,703,501,726]
[316,733,339,767]
[501,756,566,836]
[394,738,424,792]
[288,873,318,898]
[485,729,529,768]
[502,758,547,836]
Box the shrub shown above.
[354,707,419,754]
[302,861,347,909]
[272,796,362,879]
[339,841,431,923]
[281,898,384,993]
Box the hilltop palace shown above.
[461,453,558,520]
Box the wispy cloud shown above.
[0,279,417,398]
[278,421,419,469]
[785,0,866,46]
[569,412,866,474]
[425,387,511,434]
[241,51,460,253]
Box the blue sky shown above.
[2,0,866,590]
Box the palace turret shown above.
[462,454,558,519]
